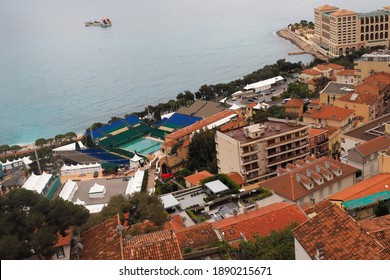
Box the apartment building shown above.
[215,118,310,185]
[355,51,390,81]
[314,5,390,57]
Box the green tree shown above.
[0,188,89,259]
[375,200,389,217]
[35,138,47,148]
[64,132,77,141]
[0,144,10,154]
[240,223,297,260]
[54,134,65,143]
[188,128,217,173]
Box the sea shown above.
[1,0,389,145]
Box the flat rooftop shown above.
[321,82,354,95]
[343,113,390,141]
[223,119,306,144]
[71,178,127,206]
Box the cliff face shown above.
[276,28,329,61]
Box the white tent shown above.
[59,180,78,201]
[74,198,86,205]
[160,194,180,210]
[125,169,145,196]
[205,180,229,195]
[85,203,107,213]
[219,97,227,103]
[60,163,101,175]
[88,183,106,199]
[22,172,53,195]
[253,103,262,110]
[53,141,86,152]
[2,157,32,171]
[261,102,270,109]
[229,103,241,110]
[232,90,243,97]
[244,76,284,92]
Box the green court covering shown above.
[343,190,390,210]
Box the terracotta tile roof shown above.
[227,172,245,185]
[364,72,390,85]
[329,173,390,202]
[166,110,235,141]
[285,98,303,108]
[359,215,390,258]
[220,116,247,132]
[354,135,390,157]
[323,125,340,137]
[359,214,390,232]
[355,83,380,95]
[259,157,358,201]
[309,128,327,138]
[300,199,333,216]
[310,99,321,104]
[182,138,191,148]
[326,63,345,70]
[81,215,122,260]
[212,202,307,242]
[331,9,357,16]
[247,102,258,109]
[304,155,317,163]
[314,64,330,71]
[54,229,72,248]
[122,230,183,260]
[303,105,355,121]
[301,69,322,76]
[165,214,186,231]
[336,69,355,76]
[184,170,213,186]
[292,204,385,259]
[336,92,378,105]
[315,4,338,11]
[175,223,219,250]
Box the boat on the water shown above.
[84,18,112,27]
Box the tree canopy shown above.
[187,128,218,174]
[240,223,297,260]
[0,188,89,259]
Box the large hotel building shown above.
[314,5,390,57]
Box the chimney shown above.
[243,207,248,214]
[315,247,325,260]
[332,114,336,120]
[233,208,238,217]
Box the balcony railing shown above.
[266,133,308,149]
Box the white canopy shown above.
[244,76,284,91]
[232,90,243,97]
[53,141,86,152]
[59,180,78,201]
[205,113,237,131]
[2,156,32,170]
[74,198,86,205]
[89,183,106,194]
[61,163,101,171]
[160,194,180,209]
[85,203,107,213]
[229,103,241,110]
[130,154,143,162]
[219,97,227,103]
[253,103,262,110]
[205,180,229,195]
[22,172,53,194]
[125,169,145,196]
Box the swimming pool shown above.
[120,137,162,155]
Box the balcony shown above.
[243,163,260,173]
[242,155,259,164]
[266,133,308,149]
[267,148,310,167]
[266,142,309,159]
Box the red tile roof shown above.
[259,157,358,201]
[315,4,338,11]
[122,230,183,260]
[301,69,322,76]
[303,105,355,121]
[285,98,303,108]
[184,170,213,186]
[166,110,235,141]
[292,204,386,259]
[326,63,344,70]
[175,223,219,250]
[336,92,378,105]
[329,173,390,202]
[54,229,72,248]
[309,128,327,138]
[300,199,333,216]
[359,215,390,258]
[314,65,330,71]
[336,69,355,76]
[212,202,308,242]
[354,135,390,157]
[81,215,122,260]
[164,214,186,231]
[227,172,245,185]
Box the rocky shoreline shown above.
[276,28,329,62]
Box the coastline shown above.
[276,28,329,62]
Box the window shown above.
[56,246,65,259]
[319,189,324,199]
[337,181,342,190]
[329,184,333,195]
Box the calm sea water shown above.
[1,0,389,145]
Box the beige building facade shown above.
[355,51,390,82]
[314,5,390,57]
[216,118,310,185]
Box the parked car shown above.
[93,171,99,178]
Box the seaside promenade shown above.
[276,28,330,61]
